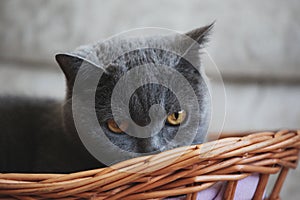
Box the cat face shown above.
[56,25,212,159]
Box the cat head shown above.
[55,24,213,163]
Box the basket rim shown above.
[1,130,299,199]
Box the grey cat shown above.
[0,24,212,173]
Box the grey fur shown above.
[0,25,212,172]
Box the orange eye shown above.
[107,119,129,133]
[167,110,186,125]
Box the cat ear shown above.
[55,53,104,83]
[55,54,81,81]
[179,23,214,68]
[185,22,214,46]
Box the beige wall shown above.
[1,0,300,80]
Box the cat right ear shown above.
[55,53,104,83]
[55,54,81,81]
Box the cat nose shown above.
[136,136,162,153]
[126,104,166,139]
[129,118,165,139]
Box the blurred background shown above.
[0,0,299,198]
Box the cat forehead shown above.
[56,24,213,83]
[67,33,204,87]
[72,35,189,69]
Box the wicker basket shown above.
[0,130,299,200]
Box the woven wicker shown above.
[0,130,299,200]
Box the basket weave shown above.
[0,130,299,200]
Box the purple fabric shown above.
[233,173,261,200]
[166,174,261,200]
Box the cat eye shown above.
[167,110,186,125]
[107,119,129,133]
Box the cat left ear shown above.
[55,53,104,83]
[180,23,214,63]
[185,22,214,46]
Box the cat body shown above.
[0,97,100,172]
[0,25,212,173]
